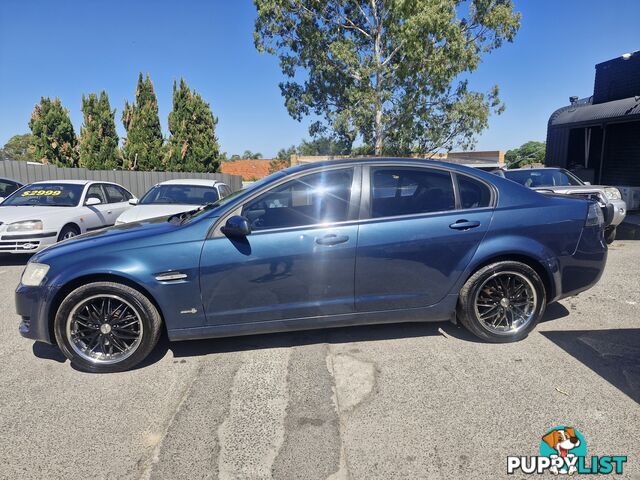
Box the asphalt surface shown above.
[0,241,639,479]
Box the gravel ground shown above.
[0,240,638,479]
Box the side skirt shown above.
[168,294,458,341]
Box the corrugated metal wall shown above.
[0,160,243,196]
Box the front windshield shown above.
[2,183,84,207]
[504,169,583,187]
[140,184,219,205]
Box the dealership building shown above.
[546,51,640,209]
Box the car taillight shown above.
[585,202,604,227]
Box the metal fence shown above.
[0,160,243,197]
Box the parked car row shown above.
[15,158,609,373]
[0,178,230,254]
[492,167,626,243]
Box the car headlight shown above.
[21,263,50,286]
[7,220,43,232]
[604,187,622,200]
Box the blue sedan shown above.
[16,159,607,372]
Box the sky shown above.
[0,0,638,158]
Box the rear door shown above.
[354,166,494,312]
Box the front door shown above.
[355,166,493,311]
[200,167,360,325]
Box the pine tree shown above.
[122,73,164,170]
[166,79,220,173]
[29,97,78,167]
[79,91,120,170]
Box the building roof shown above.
[220,159,272,181]
[549,95,640,127]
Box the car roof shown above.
[156,179,224,186]
[31,179,91,185]
[281,157,497,177]
[505,167,563,172]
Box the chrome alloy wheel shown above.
[66,294,144,364]
[473,271,537,335]
[62,231,77,240]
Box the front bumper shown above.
[0,231,57,254]
[16,283,59,344]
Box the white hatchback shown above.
[0,180,136,254]
[115,179,231,225]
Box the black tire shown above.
[57,224,80,242]
[54,282,162,373]
[457,261,546,343]
[605,226,616,244]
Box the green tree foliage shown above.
[297,136,351,156]
[0,134,35,161]
[254,0,520,156]
[28,97,78,167]
[242,150,263,159]
[166,79,221,172]
[505,141,546,167]
[122,73,164,171]
[79,91,120,170]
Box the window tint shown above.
[371,168,455,218]
[86,184,107,204]
[242,168,354,230]
[458,175,492,209]
[103,184,126,203]
[118,186,133,201]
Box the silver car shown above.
[500,167,626,243]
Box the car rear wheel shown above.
[457,261,546,343]
[58,224,80,242]
[54,282,162,373]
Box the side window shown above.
[242,168,354,231]
[86,184,107,204]
[0,181,17,197]
[371,168,455,218]
[457,175,492,209]
[103,184,126,203]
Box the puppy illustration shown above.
[542,427,581,475]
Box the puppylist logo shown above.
[507,426,627,475]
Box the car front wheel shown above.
[54,282,162,373]
[457,261,546,343]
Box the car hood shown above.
[117,204,200,223]
[0,205,75,225]
[32,216,179,262]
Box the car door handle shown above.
[315,234,349,246]
[449,220,481,230]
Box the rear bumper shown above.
[608,199,626,227]
[0,231,57,254]
[550,226,607,302]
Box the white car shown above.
[0,180,136,254]
[115,179,231,224]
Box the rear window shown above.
[140,185,220,205]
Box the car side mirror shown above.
[584,181,591,185]
[0,197,5,204]
[85,197,102,206]
[221,215,251,237]
[129,198,139,205]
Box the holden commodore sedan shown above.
[16,159,608,372]
[0,180,135,253]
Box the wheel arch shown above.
[464,253,555,302]
[58,222,82,237]
[47,273,166,345]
